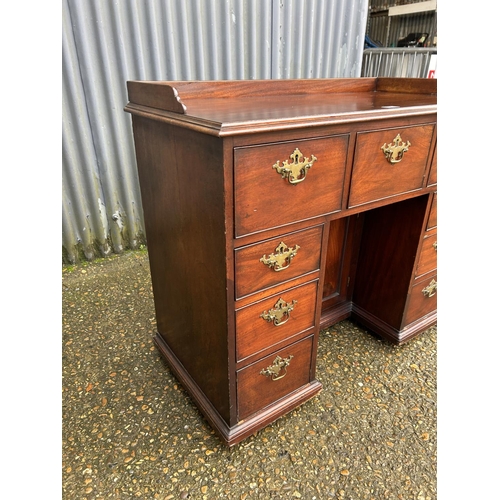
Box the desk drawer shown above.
[415,231,437,279]
[405,274,437,326]
[235,280,318,362]
[235,225,323,299]
[234,136,348,237]
[348,124,435,208]
[237,335,314,421]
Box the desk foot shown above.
[154,333,322,447]
[351,306,437,344]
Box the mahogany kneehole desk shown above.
[125,78,437,446]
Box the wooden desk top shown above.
[125,77,437,136]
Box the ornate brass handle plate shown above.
[422,279,437,298]
[260,355,294,381]
[381,134,411,164]
[273,148,317,185]
[260,241,300,272]
[260,297,297,326]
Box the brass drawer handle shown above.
[422,279,437,298]
[260,241,300,272]
[273,148,317,185]
[260,297,297,326]
[260,355,294,381]
[381,134,411,164]
[433,241,437,251]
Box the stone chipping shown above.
[62,250,436,500]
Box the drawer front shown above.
[236,280,318,362]
[235,225,323,299]
[427,192,437,230]
[234,135,348,237]
[404,274,437,326]
[237,336,314,421]
[348,124,435,208]
[415,231,437,279]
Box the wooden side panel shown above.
[127,81,187,114]
[352,195,429,330]
[320,214,364,328]
[427,192,437,230]
[131,117,230,422]
[322,218,348,299]
[427,146,437,186]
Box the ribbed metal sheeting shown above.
[368,11,436,47]
[361,47,436,77]
[368,0,435,13]
[390,10,436,45]
[62,0,369,264]
[366,0,437,48]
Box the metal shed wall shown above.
[62,0,369,264]
[366,0,437,48]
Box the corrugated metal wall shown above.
[366,0,437,47]
[62,0,369,264]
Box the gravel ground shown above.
[62,250,437,500]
